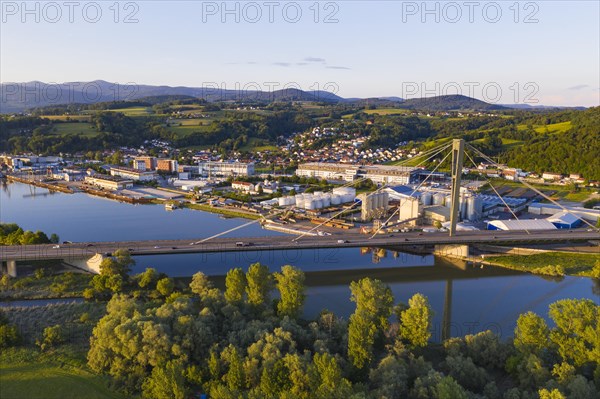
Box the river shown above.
[1,180,598,340]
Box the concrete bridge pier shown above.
[2,260,18,278]
[434,244,469,259]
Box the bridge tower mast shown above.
[449,139,464,237]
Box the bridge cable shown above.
[466,143,599,231]
[462,148,529,234]
[369,147,453,239]
[292,143,454,241]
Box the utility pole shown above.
[449,139,464,237]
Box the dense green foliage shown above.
[0,223,53,245]
[71,265,600,398]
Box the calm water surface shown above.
[1,180,598,339]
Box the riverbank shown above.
[482,251,600,278]
[6,175,73,194]
[184,203,263,220]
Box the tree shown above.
[189,271,213,298]
[548,298,599,366]
[274,265,306,318]
[36,324,64,351]
[347,278,393,369]
[350,278,394,331]
[156,278,175,297]
[225,268,246,304]
[399,293,434,348]
[138,268,159,289]
[99,250,134,277]
[433,221,442,229]
[142,361,189,399]
[538,388,566,399]
[514,311,550,355]
[246,263,272,308]
[49,233,59,244]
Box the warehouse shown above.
[487,219,556,231]
[547,211,583,229]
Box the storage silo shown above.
[278,197,287,207]
[467,196,484,221]
[460,195,467,219]
[445,194,453,208]
[432,193,445,206]
[322,194,331,207]
[331,194,342,205]
[421,192,432,206]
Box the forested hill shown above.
[398,95,507,111]
[502,107,600,181]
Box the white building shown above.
[296,162,419,185]
[110,166,157,181]
[198,161,255,177]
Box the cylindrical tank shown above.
[278,197,287,207]
[331,194,341,205]
[322,194,331,207]
[432,193,445,206]
[445,195,453,208]
[305,198,316,210]
[315,198,324,209]
[460,195,467,219]
[421,192,432,206]
[467,196,484,220]
[342,193,354,203]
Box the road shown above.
[1,229,598,262]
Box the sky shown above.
[1,0,599,106]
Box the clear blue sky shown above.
[1,1,599,106]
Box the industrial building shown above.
[296,163,420,185]
[528,203,600,223]
[198,161,255,177]
[357,192,389,221]
[487,219,557,231]
[85,175,133,191]
[110,166,157,181]
[547,211,583,229]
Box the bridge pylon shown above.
[449,139,465,237]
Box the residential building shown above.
[157,159,178,173]
[542,172,562,181]
[232,181,255,192]
[134,156,157,171]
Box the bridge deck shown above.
[1,230,597,262]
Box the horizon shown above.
[1,1,598,107]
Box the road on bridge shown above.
[1,229,598,262]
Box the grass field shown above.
[238,137,278,152]
[363,108,411,115]
[50,123,99,137]
[517,121,572,134]
[0,362,126,399]
[40,115,92,122]
[485,252,600,278]
[484,179,595,203]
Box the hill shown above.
[398,95,507,111]
[0,81,343,113]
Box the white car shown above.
[52,245,60,249]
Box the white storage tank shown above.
[421,192,432,206]
[432,193,445,206]
[333,187,356,197]
[460,195,468,219]
[331,194,342,205]
[445,195,453,208]
[467,196,483,220]
[322,194,331,207]
[315,198,323,209]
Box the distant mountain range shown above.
[0,80,587,113]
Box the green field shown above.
[50,122,99,137]
[0,363,126,399]
[238,137,279,152]
[363,108,411,115]
[517,121,572,134]
[40,115,91,122]
[485,252,600,277]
